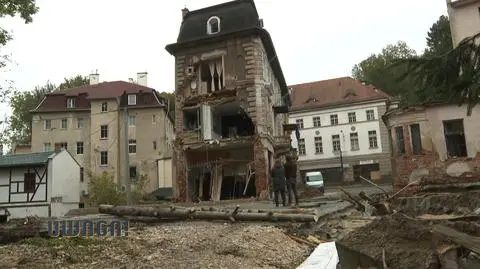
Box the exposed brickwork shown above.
[254,139,268,197]
[390,123,480,195]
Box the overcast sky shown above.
[2,0,447,96]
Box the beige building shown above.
[30,72,175,197]
[446,0,480,46]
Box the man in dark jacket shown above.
[270,158,286,207]
[284,156,299,206]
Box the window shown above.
[348,112,356,123]
[128,115,136,126]
[100,151,108,166]
[100,125,108,139]
[76,142,84,155]
[366,110,375,121]
[61,118,68,129]
[410,124,422,155]
[332,135,341,152]
[314,136,323,154]
[200,58,224,92]
[129,166,137,179]
[77,118,84,129]
[395,126,405,155]
[313,117,321,127]
[368,130,378,148]
[24,173,36,193]
[128,94,137,105]
[44,143,51,152]
[206,16,220,34]
[296,119,304,129]
[350,132,359,151]
[80,167,84,182]
[128,139,136,154]
[55,142,67,151]
[443,119,467,157]
[298,138,306,155]
[330,114,338,125]
[67,97,75,108]
[44,119,51,130]
[153,141,157,150]
[152,114,156,124]
[101,102,108,112]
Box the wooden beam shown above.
[432,225,480,254]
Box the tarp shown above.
[296,241,339,269]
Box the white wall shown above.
[158,158,173,188]
[50,150,80,216]
[290,102,385,161]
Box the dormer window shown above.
[67,97,76,108]
[128,94,137,105]
[207,16,220,34]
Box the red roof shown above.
[289,77,390,111]
[33,81,164,112]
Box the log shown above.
[339,187,365,212]
[432,225,480,255]
[98,205,319,223]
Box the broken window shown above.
[215,101,254,138]
[314,136,323,154]
[298,138,306,155]
[312,117,321,127]
[410,124,422,155]
[443,119,467,158]
[395,126,405,155]
[332,135,341,152]
[330,114,338,125]
[200,58,224,92]
[348,112,356,123]
[296,119,304,129]
[24,173,36,193]
[184,108,200,131]
[368,130,378,148]
[128,139,136,154]
[129,166,137,180]
[350,132,359,150]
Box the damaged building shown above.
[165,0,291,202]
[383,102,480,193]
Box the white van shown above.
[305,171,325,193]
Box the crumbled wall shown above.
[386,104,480,194]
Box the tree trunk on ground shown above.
[98,205,319,223]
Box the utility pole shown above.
[123,106,132,205]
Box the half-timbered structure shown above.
[0,150,81,219]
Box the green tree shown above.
[393,33,480,116]
[423,15,453,57]
[6,75,90,145]
[352,41,417,100]
[58,75,89,90]
[158,91,175,122]
[1,0,39,99]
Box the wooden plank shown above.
[432,225,480,254]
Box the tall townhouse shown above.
[30,72,175,201]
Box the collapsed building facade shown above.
[383,102,480,193]
[165,0,291,202]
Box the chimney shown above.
[182,7,189,21]
[89,72,99,85]
[137,72,148,86]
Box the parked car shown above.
[305,171,325,193]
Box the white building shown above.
[446,0,480,47]
[0,149,81,219]
[288,77,393,184]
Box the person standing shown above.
[270,157,286,207]
[284,156,299,206]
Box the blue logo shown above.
[47,219,129,237]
